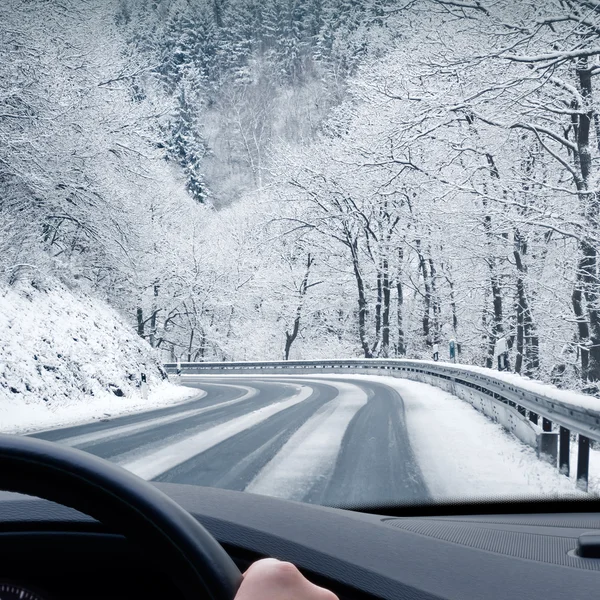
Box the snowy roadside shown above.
[353,375,593,500]
[1,381,201,435]
[0,282,205,435]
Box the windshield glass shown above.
[2,0,600,510]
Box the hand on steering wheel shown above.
[236,559,338,600]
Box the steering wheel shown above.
[0,433,243,600]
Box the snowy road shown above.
[31,376,428,506]
[31,375,585,505]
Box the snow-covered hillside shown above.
[0,281,196,433]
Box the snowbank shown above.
[0,282,196,433]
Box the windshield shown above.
[1,0,600,511]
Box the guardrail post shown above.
[538,433,558,466]
[559,427,570,476]
[577,435,590,492]
[542,418,552,432]
[528,411,539,425]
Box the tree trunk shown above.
[574,59,600,381]
[513,228,538,376]
[149,282,159,348]
[515,281,524,375]
[375,268,382,341]
[198,330,206,361]
[350,238,372,358]
[482,178,503,367]
[187,328,194,363]
[284,254,313,360]
[428,257,441,342]
[525,315,539,375]
[465,113,506,368]
[416,241,432,342]
[446,272,459,333]
[396,248,406,356]
[580,241,600,380]
[489,271,504,358]
[382,257,391,356]
[137,307,144,339]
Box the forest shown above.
[3,0,600,392]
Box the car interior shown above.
[1,434,599,600]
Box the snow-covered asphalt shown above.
[31,375,587,504]
[31,376,428,506]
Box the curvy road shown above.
[32,376,429,507]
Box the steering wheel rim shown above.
[0,433,243,600]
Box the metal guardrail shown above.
[164,359,600,492]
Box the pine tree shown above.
[168,79,210,204]
[220,0,265,81]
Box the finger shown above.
[242,557,280,576]
[298,575,340,600]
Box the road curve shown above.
[31,376,429,507]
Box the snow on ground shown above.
[246,380,368,500]
[2,381,200,435]
[120,384,314,480]
[353,375,590,501]
[0,281,198,434]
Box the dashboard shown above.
[1,484,600,600]
[0,532,184,599]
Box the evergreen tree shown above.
[168,79,210,204]
[220,0,265,81]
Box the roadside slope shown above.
[0,281,195,433]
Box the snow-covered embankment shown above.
[0,282,195,433]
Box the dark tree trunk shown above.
[375,269,382,341]
[382,257,391,356]
[485,263,504,367]
[513,228,538,376]
[482,301,493,369]
[482,167,504,366]
[396,248,405,356]
[284,254,314,360]
[149,282,159,348]
[447,272,459,333]
[350,239,372,358]
[416,241,432,342]
[573,59,600,381]
[187,328,194,363]
[198,330,206,360]
[515,282,524,375]
[137,307,144,339]
[580,241,600,380]
[526,323,539,375]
